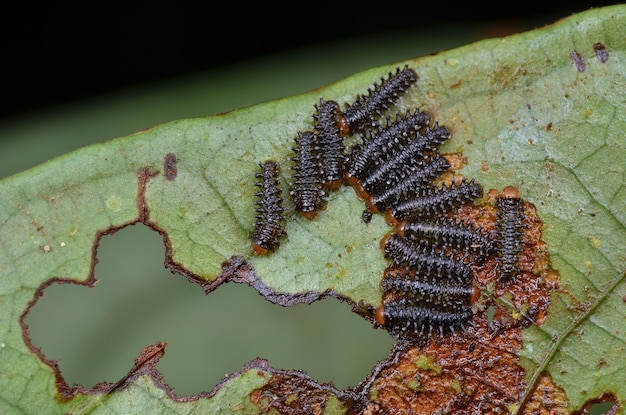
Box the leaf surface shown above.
[1,5,625,413]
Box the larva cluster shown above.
[248,66,528,339]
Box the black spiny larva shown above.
[495,185,525,282]
[375,298,473,337]
[339,65,419,135]
[344,109,431,186]
[358,123,450,198]
[375,266,479,337]
[380,232,473,283]
[312,99,346,190]
[290,131,327,219]
[251,160,286,255]
[381,267,474,302]
[385,178,484,226]
[397,217,495,261]
[367,154,451,212]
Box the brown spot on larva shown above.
[546,122,553,131]
[336,113,351,136]
[593,42,609,63]
[299,210,320,220]
[164,152,177,181]
[251,244,269,256]
[570,51,586,72]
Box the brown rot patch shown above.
[364,301,568,414]
[250,366,355,415]
[523,373,569,414]
[164,152,178,181]
[369,324,523,412]
[455,189,559,327]
[355,186,563,413]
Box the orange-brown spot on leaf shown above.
[371,309,526,414]
[486,188,500,203]
[442,152,467,171]
[455,190,558,326]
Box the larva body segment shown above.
[398,217,495,260]
[345,109,431,184]
[380,298,473,336]
[339,65,419,135]
[251,160,286,255]
[312,99,346,190]
[386,179,483,225]
[358,124,450,197]
[495,186,525,282]
[367,155,451,212]
[381,233,473,283]
[289,131,327,219]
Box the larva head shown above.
[379,232,394,251]
[471,284,481,303]
[252,243,270,256]
[374,304,386,326]
[501,185,520,199]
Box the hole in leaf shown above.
[486,304,496,324]
[25,224,395,395]
[588,402,616,415]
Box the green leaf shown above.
[1,5,625,413]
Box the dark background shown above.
[1,2,620,121]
